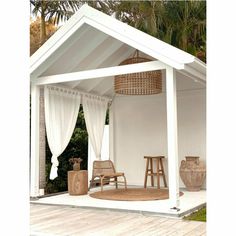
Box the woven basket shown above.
[114,56,162,95]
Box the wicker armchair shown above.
[90,160,127,191]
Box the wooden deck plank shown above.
[30,204,206,236]
[183,223,206,236]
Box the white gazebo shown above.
[30,4,206,212]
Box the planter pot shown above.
[73,163,81,171]
[179,156,206,191]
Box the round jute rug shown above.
[89,188,183,201]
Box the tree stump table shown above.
[68,170,88,195]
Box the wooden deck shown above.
[30,204,206,236]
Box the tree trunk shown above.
[40,0,47,46]
[182,1,188,51]
[182,32,188,51]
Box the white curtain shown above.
[83,94,108,160]
[44,86,81,180]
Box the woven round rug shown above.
[89,188,183,201]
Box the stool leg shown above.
[156,159,160,189]
[101,176,104,192]
[123,175,127,190]
[115,177,118,189]
[150,159,154,187]
[160,159,167,187]
[144,158,149,188]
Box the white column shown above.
[39,88,46,196]
[109,102,115,164]
[166,67,180,209]
[30,84,40,197]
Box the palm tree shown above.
[30,0,81,46]
[112,1,164,37]
[106,0,206,61]
[163,0,206,60]
[30,17,58,55]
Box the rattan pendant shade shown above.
[114,51,162,95]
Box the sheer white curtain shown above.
[44,86,81,180]
[83,94,108,160]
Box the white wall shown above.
[88,125,109,183]
[112,89,206,189]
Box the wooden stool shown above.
[144,156,167,189]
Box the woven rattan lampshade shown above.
[114,51,162,95]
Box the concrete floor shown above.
[31,186,206,218]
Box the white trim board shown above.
[32,60,168,86]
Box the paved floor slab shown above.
[32,186,206,217]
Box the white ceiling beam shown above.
[30,19,87,78]
[96,46,134,69]
[84,17,187,69]
[71,78,101,91]
[62,33,109,73]
[84,77,108,92]
[83,5,193,64]
[32,60,167,86]
[67,80,82,88]
[38,26,92,76]
[101,86,114,96]
[90,77,113,94]
[69,45,133,88]
[96,79,114,96]
[70,37,124,72]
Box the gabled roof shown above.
[30,4,206,97]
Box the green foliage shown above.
[184,206,206,222]
[111,1,206,62]
[163,1,206,61]
[45,107,88,194]
[30,0,81,47]
[30,0,81,25]
[30,17,57,55]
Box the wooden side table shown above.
[68,170,88,195]
[144,156,167,189]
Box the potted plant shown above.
[69,157,83,171]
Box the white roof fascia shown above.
[30,6,88,78]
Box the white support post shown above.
[166,67,180,209]
[30,84,40,198]
[109,102,115,164]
